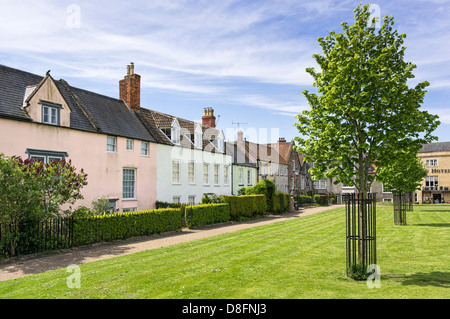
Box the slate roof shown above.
[137,107,225,153]
[0,64,157,143]
[419,142,450,153]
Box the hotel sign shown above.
[429,169,450,174]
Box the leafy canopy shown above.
[294,3,439,193]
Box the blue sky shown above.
[1,0,449,143]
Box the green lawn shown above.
[0,205,448,299]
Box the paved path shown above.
[0,205,341,282]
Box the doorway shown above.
[433,194,441,204]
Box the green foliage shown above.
[91,196,113,215]
[314,194,329,206]
[294,195,314,205]
[244,179,277,212]
[377,151,428,194]
[185,204,230,228]
[0,154,87,256]
[222,195,267,220]
[294,3,440,195]
[72,208,182,246]
[272,191,291,214]
[201,194,225,204]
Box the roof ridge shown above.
[59,79,102,132]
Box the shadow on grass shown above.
[410,223,450,227]
[394,272,450,288]
[419,210,450,213]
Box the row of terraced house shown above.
[0,64,445,212]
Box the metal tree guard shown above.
[345,193,377,279]
[407,192,413,211]
[393,193,407,225]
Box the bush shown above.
[314,194,329,206]
[222,195,267,220]
[272,191,290,214]
[244,179,276,212]
[295,195,314,206]
[201,194,225,204]
[185,204,230,228]
[72,208,182,246]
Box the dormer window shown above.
[160,118,181,145]
[194,124,202,149]
[41,101,61,125]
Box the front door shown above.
[433,194,441,204]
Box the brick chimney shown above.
[278,137,286,143]
[202,107,216,128]
[119,62,141,112]
[237,130,244,142]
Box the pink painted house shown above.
[0,64,158,212]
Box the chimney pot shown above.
[120,64,140,112]
[202,107,216,128]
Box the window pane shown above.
[188,162,195,183]
[123,169,135,199]
[127,139,133,150]
[214,165,219,184]
[141,142,148,156]
[203,164,209,184]
[107,136,116,152]
[172,161,180,183]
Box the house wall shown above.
[156,144,232,204]
[0,118,157,212]
[232,165,257,195]
[417,151,450,204]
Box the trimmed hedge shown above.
[222,195,267,220]
[185,203,230,228]
[294,195,314,205]
[72,208,182,246]
[314,194,329,206]
[272,192,290,214]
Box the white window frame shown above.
[247,170,252,186]
[173,196,181,204]
[239,168,243,185]
[188,161,195,184]
[172,160,180,184]
[314,179,327,190]
[188,195,195,206]
[141,141,149,156]
[126,139,133,151]
[203,164,209,185]
[123,168,136,200]
[425,159,438,167]
[224,165,229,185]
[425,176,438,188]
[214,164,220,185]
[107,136,117,153]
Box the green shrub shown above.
[201,194,225,204]
[272,191,290,214]
[72,208,182,246]
[295,195,314,205]
[185,203,230,228]
[314,194,329,205]
[244,179,276,212]
[222,195,267,220]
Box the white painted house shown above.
[138,107,232,205]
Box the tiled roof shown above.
[138,107,225,153]
[226,142,257,167]
[419,142,450,153]
[0,64,157,142]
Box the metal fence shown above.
[393,193,407,225]
[344,193,377,279]
[0,217,74,257]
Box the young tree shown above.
[294,4,439,269]
[377,149,427,224]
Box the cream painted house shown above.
[137,107,232,205]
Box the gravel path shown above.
[0,205,341,282]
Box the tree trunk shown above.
[358,159,367,266]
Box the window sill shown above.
[123,198,137,201]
